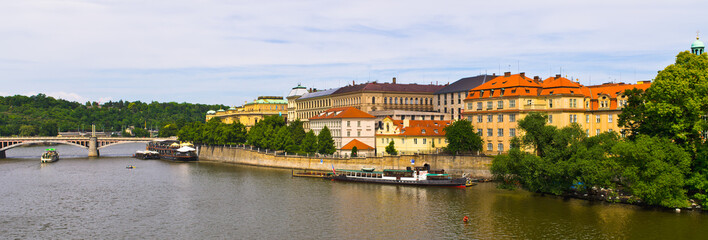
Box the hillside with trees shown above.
[0,93,227,136]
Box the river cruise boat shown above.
[133,150,160,160]
[147,140,198,162]
[40,149,59,163]
[326,164,467,187]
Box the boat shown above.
[126,165,136,169]
[40,149,59,163]
[292,170,334,178]
[147,140,198,162]
[133,150,160,160]
[326,164,467,187]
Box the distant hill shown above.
[0,94,227,136]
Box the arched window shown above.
[384,97,387,104]
[372,97,376,104]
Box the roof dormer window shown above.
[434,129,438,134]
[422,129,426,134]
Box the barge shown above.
[326,164,467,187]
[147,140,198,162]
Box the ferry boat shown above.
[40,149,59,163]
[133,150,160,160]
[326,164,467,187]
[147,140,198,162]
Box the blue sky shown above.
[0,0,705,105]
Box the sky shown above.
[1,0,706,106]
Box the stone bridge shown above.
[0,137,161,158]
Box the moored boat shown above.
[292,170,334,178]
[326,164,467,187]
[147,140,198,162]
[133,150,160,160]
[40,149,59,163]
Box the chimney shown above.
[534,76,540,81]
[504,72,511,77]
[392,77,397,84]
[492,73,496,77]
[519,72,525,78]
[352,80,355,85]
[555,74,561,79]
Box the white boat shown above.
[41,149,59,163]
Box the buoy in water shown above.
[463,216,469,223]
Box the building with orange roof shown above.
[375,117,451,155]
[309,106,376,157]
[340,139,376,157]
[463,72,651,155]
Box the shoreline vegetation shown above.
[492,51,708,210]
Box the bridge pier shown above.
[88,137,100,158]
[0,150,5,159]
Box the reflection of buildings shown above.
[463,72,651,155]
[309,107,376,156]
[295,78,445,130]
[375,117,450,155]
[206,96,287,129]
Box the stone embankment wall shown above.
[199,146,492,178]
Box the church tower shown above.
[692,33,705,55]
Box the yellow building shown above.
[206,96,288,129]
[375,117,450,156]
[462,72,651,155]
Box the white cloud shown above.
[0,0,705,104]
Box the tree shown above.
[301,130,318,154]
[443,119,482,154]
[317,126,336,155]
[385,141,397,156]
[159,123,179,137]
[19,125,37,136]
[132,128,149,137]
[351,146,358,157]
[516,112,557,157]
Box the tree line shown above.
[0,94,226,137]
[492,51,708,208]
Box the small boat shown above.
[326,164,467,187]
[41,149,59,163]
[465,178,478,187]
[292,170,333,178]
[126,165,136,169]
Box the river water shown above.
[1,144,706,239]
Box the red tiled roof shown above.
[309,107,375,120]
[341,139,374,150]
[334,82,445,95]
[587,82,651,99]
[466,74,542,99]
[377,117,450,137]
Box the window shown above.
[596,115,601,123]
[423,138,427,144]
[608,115,613,123]
[357,121,361,127]
[487,143,493,151]
[357,131,361,137]
[497,101,503,109]
[487,101,493,109]
[476,102,483,110]
[402,139,405,144]
[372,97,376,104]
[526,99,532,105]
[586,129,589,137]
[509,100,516,108]
[347,121,351,127]
[608,129,613,133]
[384,98,387,104]
[497,114,503,122]
[477,115,483,123]
[569,114,577,123]
[347,131,350,137]
[586,115,590,123]
[509,128,516,137]
[467,103,474,110]
[586,101,589,108]
[548,115,553,123]
[509,114,516,122]
[498,143,504,152]
[497,128,504,137]
[596,129,600,135]
[478,129,483,135]
[487,115,493,122]
[548,99,553,108]
[487,128,493,137]
[444,107,447,113]
[414,138,418,144]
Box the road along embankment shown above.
[198,145,492,178]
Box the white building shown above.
[309,107,376,157]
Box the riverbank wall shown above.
[198,145,492,178]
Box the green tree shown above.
[19,125,37,136]
[385,141,397,156]
[351,146,358,157]
[317,126,336,155]
[516,112,557,157]
[443,119,482,154]
[159,123,179,137]
[301,130,318,154]
[132,128,149,137]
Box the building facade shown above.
[296,78,445,130]
[375,117,450,156]
[206,96,288,129]
[309,107,376,156]
[434,75,495,120]
[462,72,651,155]
[286,84,308,123]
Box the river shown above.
[1,144,706,239]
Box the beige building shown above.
[462,72,651,155]
[295,78,445,130]
[434,75,495,120]
[309,107,376,157]
[375,117,450,156]
[286,84,308,123]
[206,96,288,129]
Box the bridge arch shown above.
[0,140,88,152]
[97,141,151,150]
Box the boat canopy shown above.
[176,146,196,152]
